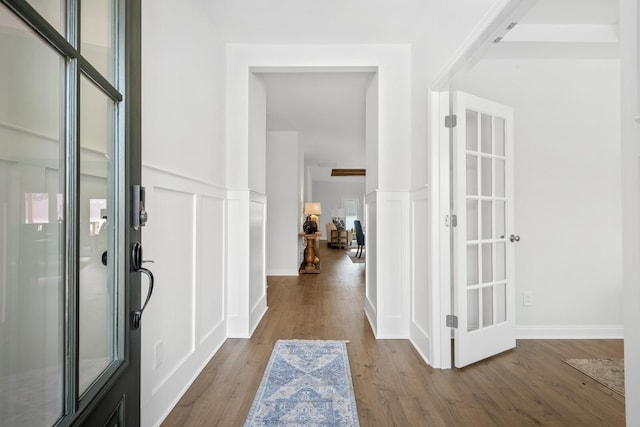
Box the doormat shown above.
[244,340,359,426]
[563,358,625,396]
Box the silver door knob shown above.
[510,234,520,242]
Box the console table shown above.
[299,233,321,274]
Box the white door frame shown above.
[226,44,413,340]
[620,0,640,423]
[427,0,536,369]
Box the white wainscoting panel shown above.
[409,186,432,365]
[227,190,268,338]
[146,186,196,392]
[249,193,268,332]
[374,191,411,338]
[364,192,377,335]
[141,165,227,427]
[199,195,226,344]
[226,191,249,332]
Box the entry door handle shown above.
[509,234,521,242]
[132,242,155,330]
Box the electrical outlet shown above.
[154,341,163,369]
[523,291,533,306]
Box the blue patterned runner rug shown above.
[244,340,360,426]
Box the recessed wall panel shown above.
[149,187,195,391]
[412,198,430,332]
[249,200,265,310]
[385,200,403,318]
[199,196,225,342]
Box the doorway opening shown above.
[258,71,372,277]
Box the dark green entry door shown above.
[0,0,143,425]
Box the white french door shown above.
[453,91,516,368]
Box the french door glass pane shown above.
[481,200,492,239]
[483,286,494,327]
[482,243,492,282]
[495,200,505,239]
[496,283,507,323]
[496,243,506,281]
[466,199,478,240]
[481,157,492,196]
[467,289,479,332]
[467,244,478,286]
[81,0,117,83]
[78,75,116,394]
[466,155,477,196]
[481,113,492,154]
[495,117,505,156]
[466,109,477,151]
[495,159,505,198]
[0,5,65,425]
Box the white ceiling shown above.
[262,72,372,183]
[519,0,619,25]
[486,0,619,59]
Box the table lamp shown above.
[303,202,322,234]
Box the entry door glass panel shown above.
[78,75,117,395]
[26,0,65,33]
[81,0,116,84]
[0,5,65,425]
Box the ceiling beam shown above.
[331,169,366,176]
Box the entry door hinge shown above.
[445,115,457,128]
[445,214,457,227]
[446,314,458,328]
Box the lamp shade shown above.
[304,202,322,215]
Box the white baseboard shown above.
[409,322,433,367]
[516,324,624,339]
[364,297,377,336]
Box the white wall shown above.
[458,58,623,337]
[249,73,267,193]
[266,131,300,275]
[304,167,313,203]
[141,1,227,425]
[365,73,379,193]
[142,0,225,186]
[312,181,365,240]
[620,0,640,422]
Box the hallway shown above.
[162,248,624,426]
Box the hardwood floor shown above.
[162,247,625,426]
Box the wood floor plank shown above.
[161,247,625,426]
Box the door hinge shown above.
[445,115,457,128]
[446,314,458,328]
[445,214,457,227]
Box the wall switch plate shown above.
[523,291,533,306]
